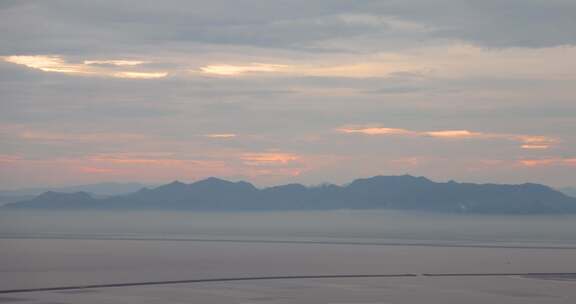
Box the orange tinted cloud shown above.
[204,133,237,138]
[83,60,145,66]
[87,153,188,166]
[84,152,321,177]
[337,125,559,149]
[424,130,481,138]
[200,63,289,76]
[248,168,303,177]
[0,151,315,187]
[0,154,22,163]
[337,127,414,136]
[389,157,423,167]
[515,135,558,150]
[90,157,185,166]
[3,55,167,79]
[521,144,551,149]
[78,166,119,174]
[518,159,555,167]
[18,130,148,143]
[78,153,233,180]
[241,152,299,166]
[112,71,168,79]
[518,158,576,167]
[3,55,88,73]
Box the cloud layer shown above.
[1,0,575,188]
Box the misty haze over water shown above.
[2,210,576,303]
[3,210,576,245]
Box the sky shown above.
[0,0,575,189]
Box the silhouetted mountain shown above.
[4,175,576,214]
[0,194,36,206]
[6,191,97,209]
[0,182,149,197]
[106,178,259,210]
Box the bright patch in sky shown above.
[241,153,299,165]
[425,130,480,138]
[200,63,289,76]
[3,55,166,79]
[112,71,168,79]
[338,126,558,149]
[518,158,576,167]
[83,60,146,66]
[205,134,237,138]
[4,55,88,73]
[337,127,413,136]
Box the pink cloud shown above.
[424,130,482,138]
[78,166,119,174]
[0,154,22,163]
[87,154,186,166]
[389,157,424,167]
[241,152,299,166]
[0,150,316,187]
[337,127,414,136]
[337,125,559,149]
[521,144,551,150]
[517,158,576,167]
[18,131,148,143]
[245,168,303,177]
[204,133,237,138]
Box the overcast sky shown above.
[1,0,575,189]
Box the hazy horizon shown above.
[2,174,576,193]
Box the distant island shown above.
[3,175,576,214]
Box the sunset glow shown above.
[337,126,560,150]
[4,55,89,74]
[518,158,576,167]
[241,153,299,165]
[83,60,146,66]
[200,63,289,76]
[1,1,575,188]
[3,55,167,79]
[337,127,414,136]
[425,130,480,139]
[204,134,237,138]
[112,71,168,79]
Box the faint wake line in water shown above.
[2,235,576,250]
[1,272,575,294]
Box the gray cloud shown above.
[2,0,575,57]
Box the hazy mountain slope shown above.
[0,182,149,197]
[559,187,576,198]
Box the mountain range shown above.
[0,182,149,206]
[4,175,576,214]
[0,182,149,196]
